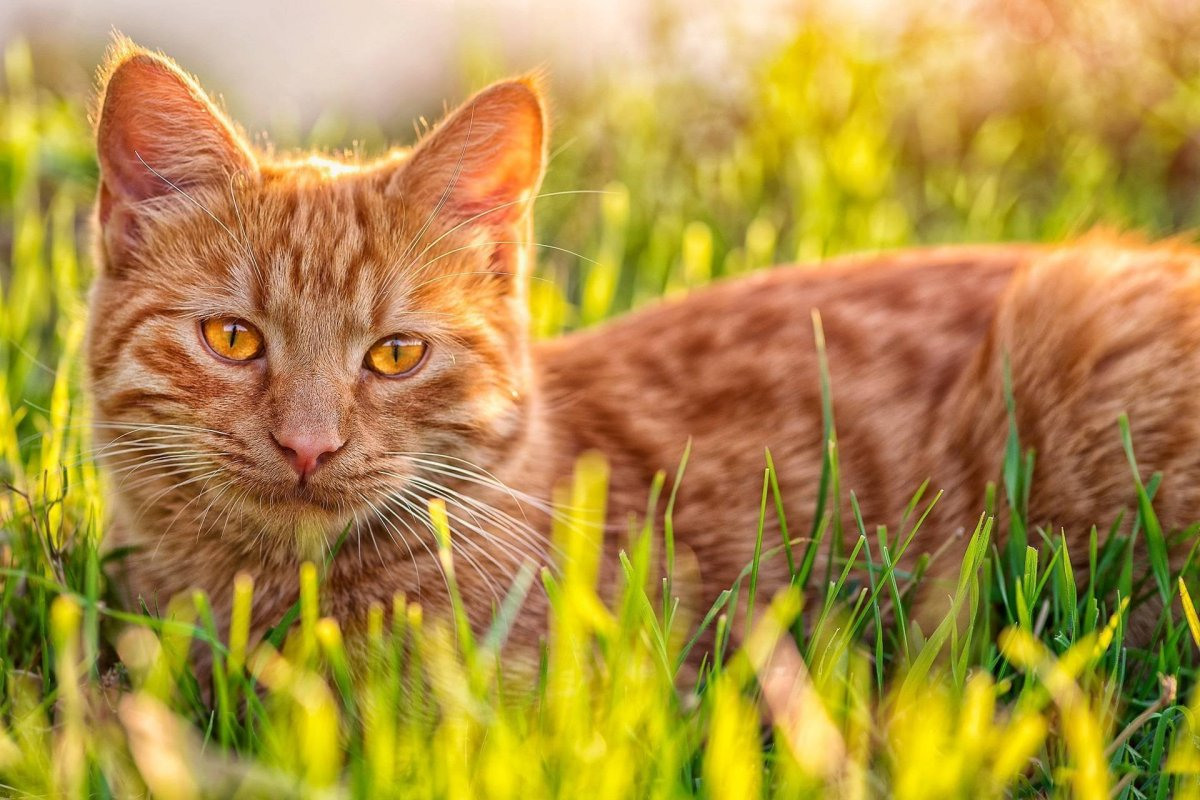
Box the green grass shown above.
[6,5,1200,796]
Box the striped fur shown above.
[90,40,1200,652]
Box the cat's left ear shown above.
[398,77,546,232]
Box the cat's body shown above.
[105,244,1020,640]
[90,42,1200,651]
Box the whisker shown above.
[388,451,552,515]
[116,461,216,494]
[407,241,602,292]
[399,456,608,524]
[358,490,420,592]
[226,170,267,286]
[389,487,504,607]
[405,474,554,564]
[395,464,564,528]
[20,420,230,449]
[349,506,369,567]
[3,337,57,376]
[134,152,263,279]
[396,484,525,579]
[88,445,211,467]
[406,473,538,535]
[377,493,452,599]
[76,444,217,471]
[134,468,226,524]
[73,434,211,457]
[218,486,252,543]
[392,105,479,276]
[109,458,215,489]
[196,479,238,534]
[401,189,611,282]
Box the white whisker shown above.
[402,189,610,282]
[389,486,504,607]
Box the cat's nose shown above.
[272,430,345,481]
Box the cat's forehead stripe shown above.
[243,181,377,314]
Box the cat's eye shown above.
[200,317,265,362]
[365,336,428,377]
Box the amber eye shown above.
[200,317,265,362]
[365,336,428,377]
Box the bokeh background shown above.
[7,0,1200,340]
[5,0,1200,476]
[3,3,1200,795]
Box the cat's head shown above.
[87,39,546,548]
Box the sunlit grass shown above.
[5,5,1200,795]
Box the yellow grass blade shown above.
[1180,577,1200,649]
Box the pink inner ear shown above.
[97,53,252,208]
[101,120,170,204]
[404,80,546,227]
[456,147,541,223]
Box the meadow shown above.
[5,3,1200,797]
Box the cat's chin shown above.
[237,499,354,559]
[235,483,355,541]
[238,476,350,514]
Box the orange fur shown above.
[89,42,1198,653]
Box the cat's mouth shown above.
[233,475,350,517]
[282,482,347,512]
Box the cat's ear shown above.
[399,77,546,230]
[94,39,255,241]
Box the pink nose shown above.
[272,431,344,480]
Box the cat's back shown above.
[535,243,1032,437]
[533,245,1030,520]
[532,237,1200,614]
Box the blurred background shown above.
[4,6,1200,794]
[4,0,1200,338]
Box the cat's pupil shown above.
[227,326,238,349]
[391,343,400,363]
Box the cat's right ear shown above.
[397,77,547,232]
[94,39,255,255]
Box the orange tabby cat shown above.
[90,40,1196,652]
